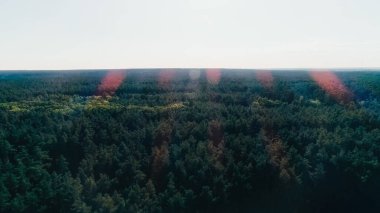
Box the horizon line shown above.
[1,67,380,72]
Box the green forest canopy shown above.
[1,69,380,212]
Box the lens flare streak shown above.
[96,70,127,96]
[158,69,176,89]
[310,70,352,103]
[256,71,273,88]
[206,69,221,85]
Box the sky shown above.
[0,0,380,70]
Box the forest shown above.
[0,69,380,212]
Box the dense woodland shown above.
[1,69,380,212]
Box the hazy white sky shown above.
[1,0,379,69]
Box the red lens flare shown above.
[158,69,176,89]
[96,70,127,96]
[206,69,221,85]
[256,71,273,89]
[309,70,352,103]
[151,120,173,186]
[208,120,224,169]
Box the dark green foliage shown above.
[1,70,380,212]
